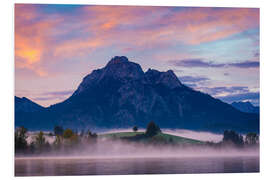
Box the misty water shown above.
[15,130,259,176]
[15,155,259,176]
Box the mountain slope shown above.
[15,96,44,113]
[15,56,259,133]
[231,101,259,114]
[14,96,54,129]
[99,132,204,145]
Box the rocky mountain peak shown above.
[145,68,182,89]
[73,56,144,95]
[102,56,144,81]
[106,56,129,66]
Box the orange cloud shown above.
[15,5,259,77]
[15,4,65,77]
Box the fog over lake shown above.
[16,129,259,176]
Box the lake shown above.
[15,155,259,176]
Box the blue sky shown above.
[15,4,259,107]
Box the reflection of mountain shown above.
[15,56,259,133]
[231,101,259,114]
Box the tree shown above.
[53,135,62,150]
[54,126,64,136]
[35,131,46,147]
[145,121,161,137]
[34,131,50,153]
[86,130,97,138]
[133,126,138,132]
[15,126,28,152]
[245,132,259,145]
[63,129,74,139]
[63,129,79,147]
[85,130,97,143]
[222,130,244,146]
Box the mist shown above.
[162,129,223,143]
[97,128,225,143]
[18,129,259,160]
[96,128,223,142]
[15,142,259,161]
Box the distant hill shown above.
[15,96,52,129]
[99,132,204,145]
[231,101,259,114]
[15,96,45,113]
[15,56,259,133]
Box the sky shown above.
[15,4,260,107]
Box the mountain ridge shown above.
[231,101,259,114]
[15,56,259,133]
[15,96,45,113]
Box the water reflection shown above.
[15,156,259,176]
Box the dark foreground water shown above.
[15,156,259,176]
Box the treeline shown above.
[206,130,259,148]
[15,126,98,154]
[14,121,163,154]
[15,121,259,154]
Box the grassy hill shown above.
[99,132,204,145]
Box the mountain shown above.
[231,101,259,114]
[15,56,259,133]
[15,96,51,129]
[15,96,45,113]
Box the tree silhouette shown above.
[54,126,64,136]
[145,121,161,137]
[223,130,244,146]
[63,129,74,139]
[245,132,259,145]
[133,126,138,132]
[35,131,46,147]
[15,126,28,152]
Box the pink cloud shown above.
[15,5,259,77]
[15,4,64,76]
